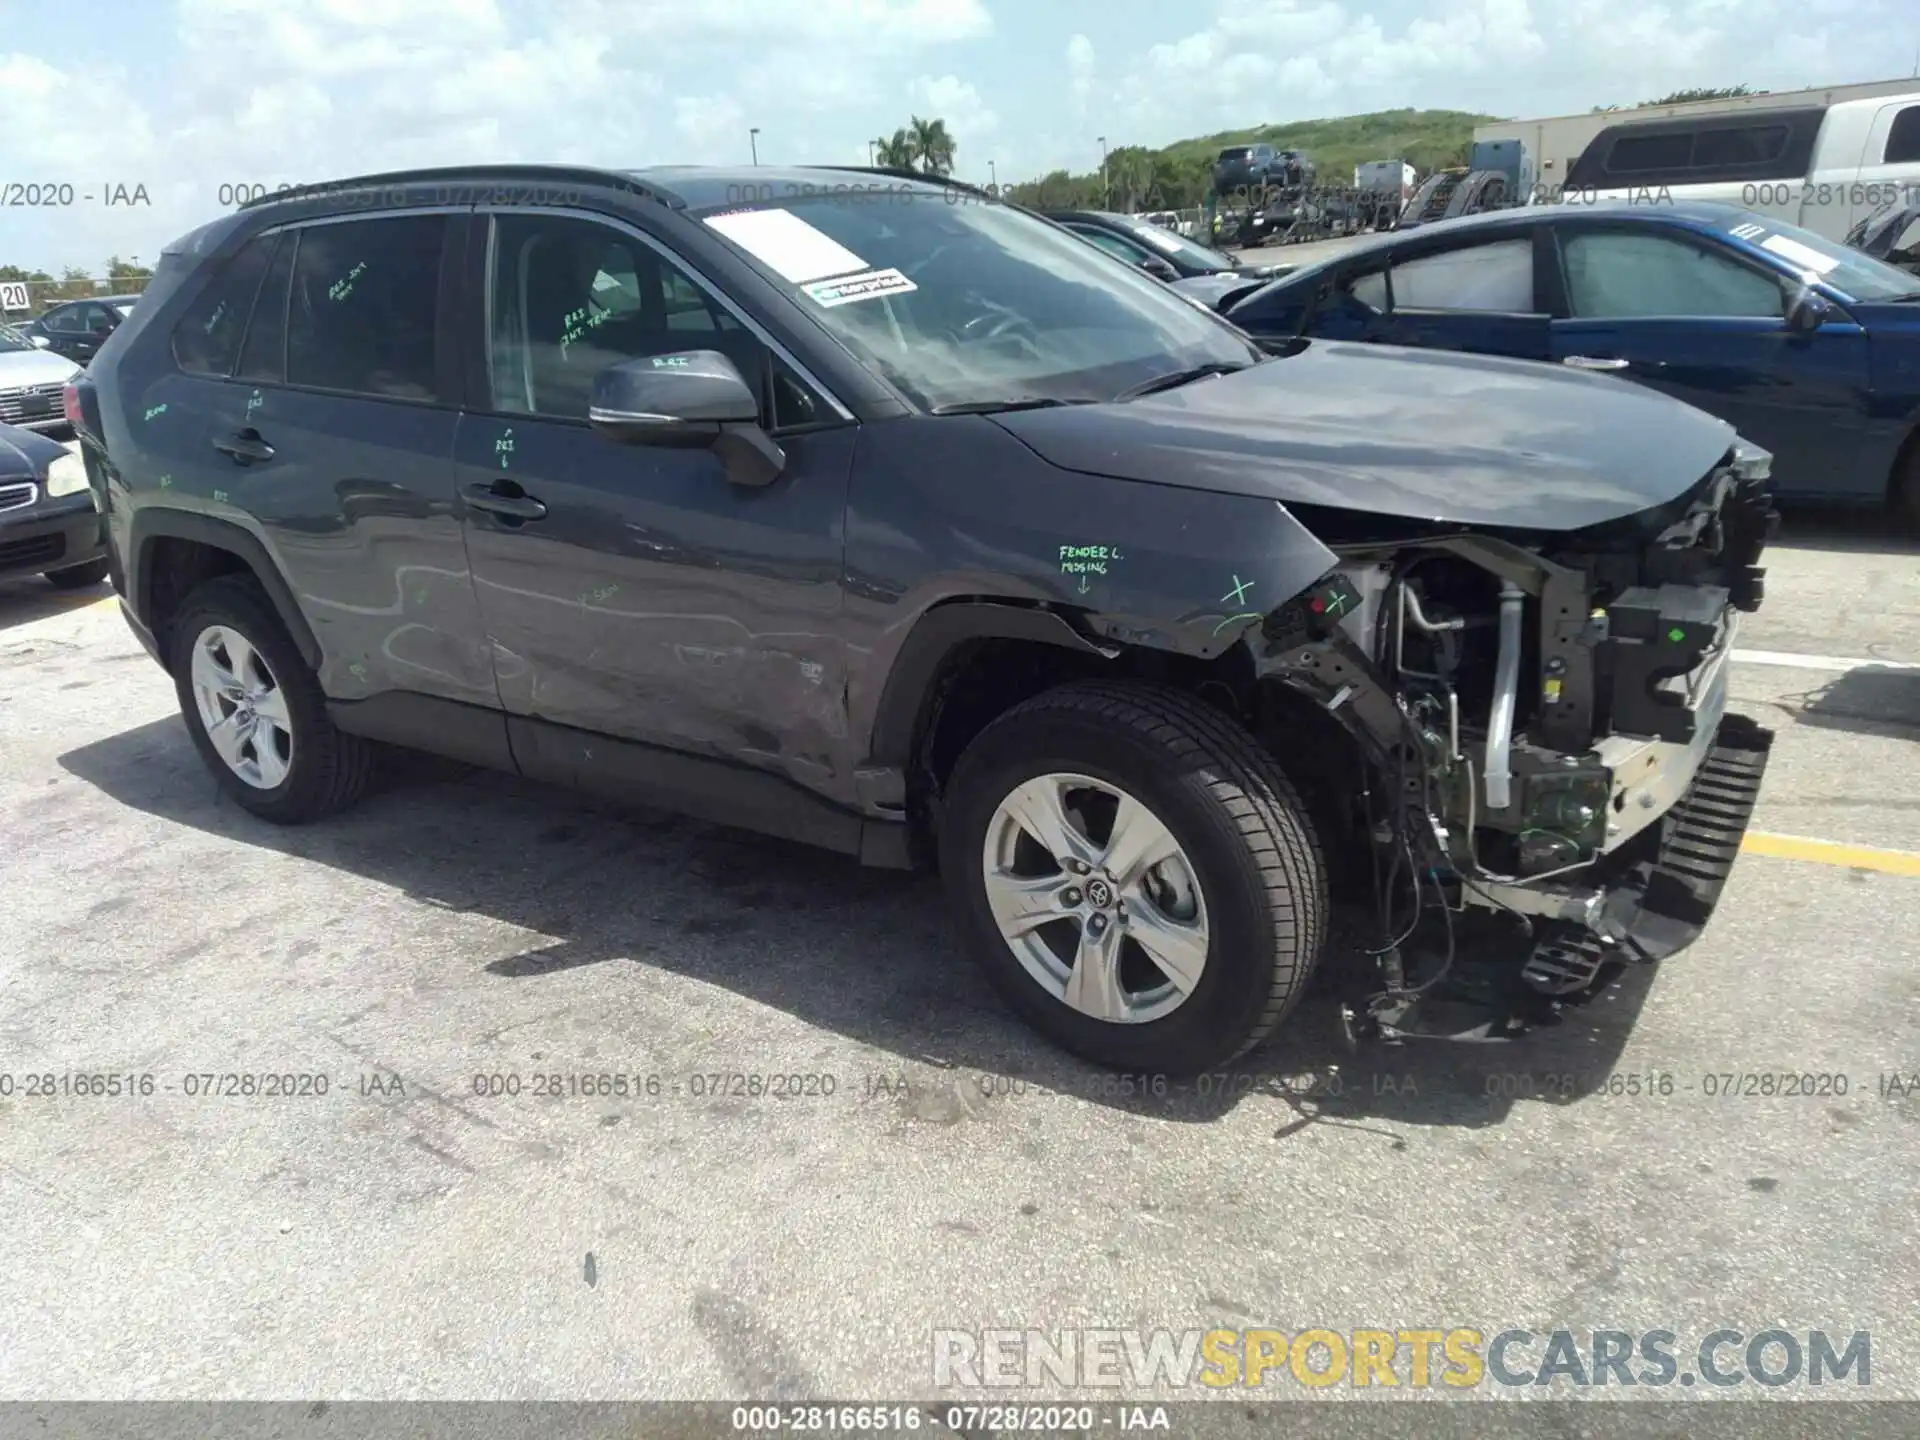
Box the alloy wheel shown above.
[188,624,294,790]
[981,772,1210,1024]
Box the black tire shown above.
[939,680,1329,1074]
[43,558,108,590]
[169,575,373,824]
[1894,445,1920,531]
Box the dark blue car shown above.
[1224,200,1920,521]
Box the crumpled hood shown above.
[993,339,1739,532]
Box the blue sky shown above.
[0,0,1914,272]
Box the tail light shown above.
[61,382,83,429]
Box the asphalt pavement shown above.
[1,511,1916,1411]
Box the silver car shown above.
[0,324,82,432]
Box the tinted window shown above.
[1693,125,1787,168]
[236,232,294,382]
[1562,232,1784,318]
[44,306,84,334]
[1887,106,1920,164]
[171,234,276,376]
[1074,228,1153,264]
[1608,132,1693,173]
[286,215,445,400]
[1389,239,1534,312]
[1348,271,1388,311]
[488,213,793,425]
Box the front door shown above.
[1547,225,1877,500]
[452,209,856,797]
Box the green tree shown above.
[1103,144,1156,212]
[907,115,956,176]
[873,128,916,168]
[1646,84,1753,105]
[106,254,153,286]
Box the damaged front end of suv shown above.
[1250,440,1777,1040]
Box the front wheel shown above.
[939,681,1329,1074]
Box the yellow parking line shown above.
[1742,831,1920,877]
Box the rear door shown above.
[1371,230,1553,360]
[1544,221,1878,499]
[153,207,501,731]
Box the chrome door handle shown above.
[1562,355,1629,371]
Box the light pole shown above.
[1098,135,1108,208]
[989,159,997,192]
[750,127,761,165]
[868,139,877,166]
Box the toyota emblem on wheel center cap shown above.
[1085,877,1114,909]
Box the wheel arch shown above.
[127,509,320,669]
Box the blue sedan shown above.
[1222,200,1920,520]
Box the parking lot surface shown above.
[1,514,1916,1403]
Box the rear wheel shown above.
[44,558,108,589]
[170,576,373,823]
[939,681,1328,1074]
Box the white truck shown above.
[1552,91,1920,241]
[1353,159,1416,204]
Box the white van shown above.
[1548,93,1920,241]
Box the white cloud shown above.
[1066,33,1096,114]
[908,74,999,143]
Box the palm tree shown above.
[907,115,956,177]
[872,128,917,169]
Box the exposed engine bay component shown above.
[1246,443,1780,1043]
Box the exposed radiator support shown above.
[1483,580,1526,812]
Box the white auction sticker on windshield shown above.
[1758,232,1841,275]
[703,207,869,284]
[1137,228,1186,254]
[801,268,917,307]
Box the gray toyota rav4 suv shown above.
[71,164,1777,1073]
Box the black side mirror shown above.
[1137,256,1178,282]
[588,350,785,486]
[1785,286,1832,336]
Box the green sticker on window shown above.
[1667,627,1686,644]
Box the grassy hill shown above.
[1006,107,1496,211]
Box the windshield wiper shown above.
[928,397,1095,415]
[1112,361,1252,403]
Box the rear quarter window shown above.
[170,234,276,377]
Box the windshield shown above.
[1115,217,1239,272]
[698,189,1259,411]
[1716,210,1919,301]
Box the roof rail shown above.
[811,165,1006,202]
[236,164,677,211]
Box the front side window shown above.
[1388,239,1534,312]
[1561,232,1784,318]
[172,234,275,377]
[487,213,822,427]
[44,306,83,334]
[697,189,1258,412]
[285,215,445,400]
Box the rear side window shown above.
[171,234,276,376]
[1388,240,1534,312]
[286,215,446,400]
[1887,106,1920,164]
[1608,132,1694,174]
[237,233,294,383]
[1693,124,1788,168]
